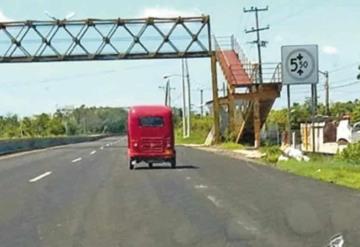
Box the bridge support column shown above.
[211,53,221,143]
[227,84,236,140]
[253,98,261,149]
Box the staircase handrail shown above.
[213,36,238,84]
[231,36,252,78]
[270,63,282,83]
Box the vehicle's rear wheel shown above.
[129,159,134,170]
[170,158,176,169]
[148,162,153,168]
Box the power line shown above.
[268,1,325,26]
[172,93,183,106]
[328,62,359,73]
[282,79,360,96]
[329,76,358,85]
[330,80,360,89]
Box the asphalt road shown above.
[0,136,359,247]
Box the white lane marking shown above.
[186,176,191,180]
[29,171,52,183]
[194,184,208,189]
[237,220,259,233]
[105,143,110,147]
[90,150,96,155]
[100,146,104,150]
[207,195,222,207]
[72,157,82,163]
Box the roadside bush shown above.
[336,142,360,164]
[175,116,213,144]
[261,146,282,164]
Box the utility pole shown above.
[159,81,175,107]
[198,88,204,116]
[325,72,329,115]
[319,70,330,115]
[244,6,269,84]
[158,85,168,105]
[167,82,175,108]
[181,60,187,137]
[311,83,317,152]
[185,58,191,137]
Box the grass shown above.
[176,131,208,144]
[259,145,282,163]
[218,142,244,150]
[267,153,360,190]
[228,144,360,190]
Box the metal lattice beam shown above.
[0,16,211,63]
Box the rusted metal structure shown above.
[0,16,222,143]
[0,16,212,62]
[213,35,282,147]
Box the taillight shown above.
[132,140,138,149]
[165,138,172,148]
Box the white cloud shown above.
[274,35,284,43]
[0,10,11,22]
[322,45,338,55]
[138,7,202,18]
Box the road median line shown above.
[29,171,52,183]
[72,157,82,163]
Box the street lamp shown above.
[163,60,192,138]
[163,73,188,138]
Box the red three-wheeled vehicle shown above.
[127,105,176,170]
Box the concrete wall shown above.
[0,135,107,156]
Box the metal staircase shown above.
[214,36,282,144]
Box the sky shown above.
[0,0,359,116]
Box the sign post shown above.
[287,84,291,146]
[281,45,318,150]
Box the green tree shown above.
[266,109,288,131]
[48,116,65,136]
[0,105,128,139]
[21,117,34,137]
[33,113,51,136]
[352,104,360,123]
[1,114,21,138]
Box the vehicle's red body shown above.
[127,105,176,169]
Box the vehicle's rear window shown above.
[139,116,164,127]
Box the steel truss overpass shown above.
[0,16,222,142]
